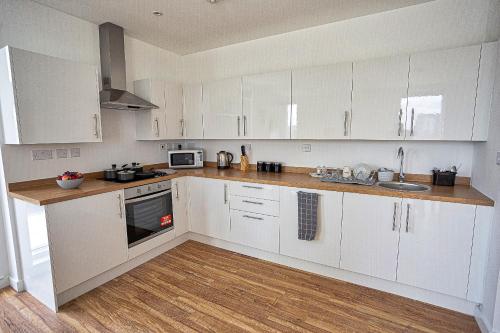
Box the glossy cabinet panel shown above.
[202,77,242,139]
[134,79,167,140]
[242,70,291,139]
[164,82,184,139]
[172,177,189,237]
[351,55,410,140]
[292,63,352,139]
[397,199,475,298]
[406,45,481,140]
[182,83,204,139]
[280,187,343,267]
[341,193,401,281]
[229,210,279,253]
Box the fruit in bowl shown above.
[56,171,84,189]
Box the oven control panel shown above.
[124,180,172,200]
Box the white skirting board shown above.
[475,306,497,333]
[189,233,479,315]
[0,276,9,289]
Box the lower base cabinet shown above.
[279,187,343,267]
[172,177,189,237]
[230,210,279,253]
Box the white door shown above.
[3,47,102,144]
[351,55,410,140]
[164,82,184,139]
[202,77,242,139]
[229,210,279,253]
[291,63,352,139]
[188,177,230,240]
[406,45,481,140]
[172,177,189,237]
[242,70,291,139]
[279,187,343,267]
[397,199,475,298]
[46,190,128,293]
[182,83,204,139]
[134,79,167,140]
[341,193,401,281]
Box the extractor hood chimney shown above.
[99,22,158,110]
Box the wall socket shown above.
[56,149,68,159]
[159,143,168,151]
[70,148,80,158]
[32,149,53,161]
[301,144,312,152]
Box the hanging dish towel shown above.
[297,191,319,241]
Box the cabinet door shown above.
[134,79,167,140]
[341,193,401,281]
[279,187,343,267]
[242,71,291,139]
[183,83,204,139]
[292,63,352,139]
[46,190,128,293]
[172,177,189,237]
[397,199,475,298]
[230,210,279,253]
[188,177,230,240]
[164,82,184,139]
[406,45,481,140]
[351,56,409,140]
[202,77,242,139]
[1,47,102,144]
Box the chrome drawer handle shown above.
[405,203,410,232]
[410,108,415,136]
[242,185,263,190]
[392,202,397,231]
[242,200,263,205]
[243,215,263,221]
[118,194,123,219]
[398,108,403,136]
[344,111,349,136]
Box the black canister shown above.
[257,161,265,172]
[265,162,274,172]
[273,162,282,173]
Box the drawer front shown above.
[230,210,279,253]
[230,195,279,216]
[229,181,279,201]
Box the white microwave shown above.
[168,149,204,169]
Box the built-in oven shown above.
[124,180,174,248]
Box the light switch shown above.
[70,148,80,158]
[32,150,53,160]
[56,149,68,159]
[301,144,311,152]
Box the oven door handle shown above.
[125,190,171,204]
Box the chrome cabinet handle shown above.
[180,119,184,137]
[154,118,160,137]
[243,115,247,136]
[93,114,99,138]
[344,111,349,136]
[237,116,241,136]
[242,200,263,205]
[410,108,415,136]
[242,185,263,190]
[405,203,410,232]
[118,194,123,219]
[175,183,179,199]
[398,108,403,136]
[224,184,228,204]
[243,214,263,221]
[392,202,397,231]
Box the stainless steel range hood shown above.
[99,22,158,110]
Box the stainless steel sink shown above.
[377,181,431,192]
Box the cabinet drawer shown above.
[230,195,279,216]
[230,210,279,253]
[229,181,279,201]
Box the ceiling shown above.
[32,0,434,55]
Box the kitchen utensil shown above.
[240,145,249,172]
[216,151,233,169]
[130,162,143,173]
[377,168,395,182]
[353,164,375,181]
[116,170,135,182]
[56,178,84,189]
[432,170,457,186]
[103,164,121,180]
[135,171,156,180]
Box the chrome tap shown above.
[397,146,405,183]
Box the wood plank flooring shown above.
[0,240,480,332]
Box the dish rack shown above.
[319,169,376,186]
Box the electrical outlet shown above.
[56,149,68,159]
[301,144,311,152]
[32,149,53,161]
[70,148,80,158]
[497,152,500,165]
[159,143,168,151]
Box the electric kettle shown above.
[216,151,233,169]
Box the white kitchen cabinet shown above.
[202,77,242,139]
[172,177,189,237]
[406,45,481,140]
[230,210,279,253]
[134,79,183,140]
[242,70,291,139]
[279,187,343,267]
[188,177,230,240]
[341,193,401,281]
[45,190,128,293]
[291,63,353,139]
[0,46,102,144]
[397,199,476,298]
[351,55,410,140]
[182,83,204,139]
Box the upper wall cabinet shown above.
[351,55,409,140]
[0,46,102,144]
[134,79,183,140]
[243,70,291,139]
[202,77,242,139]
[292,63,352,139]
[182,83,204,139]
[406,45,481,141]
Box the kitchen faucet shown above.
[397,146,405,183]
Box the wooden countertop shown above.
[8,167,494,207]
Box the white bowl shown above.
[378,171,395,182]
[56,178,84,189]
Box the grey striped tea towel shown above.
[297,191,319,241]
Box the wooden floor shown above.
[0,240,479,333]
